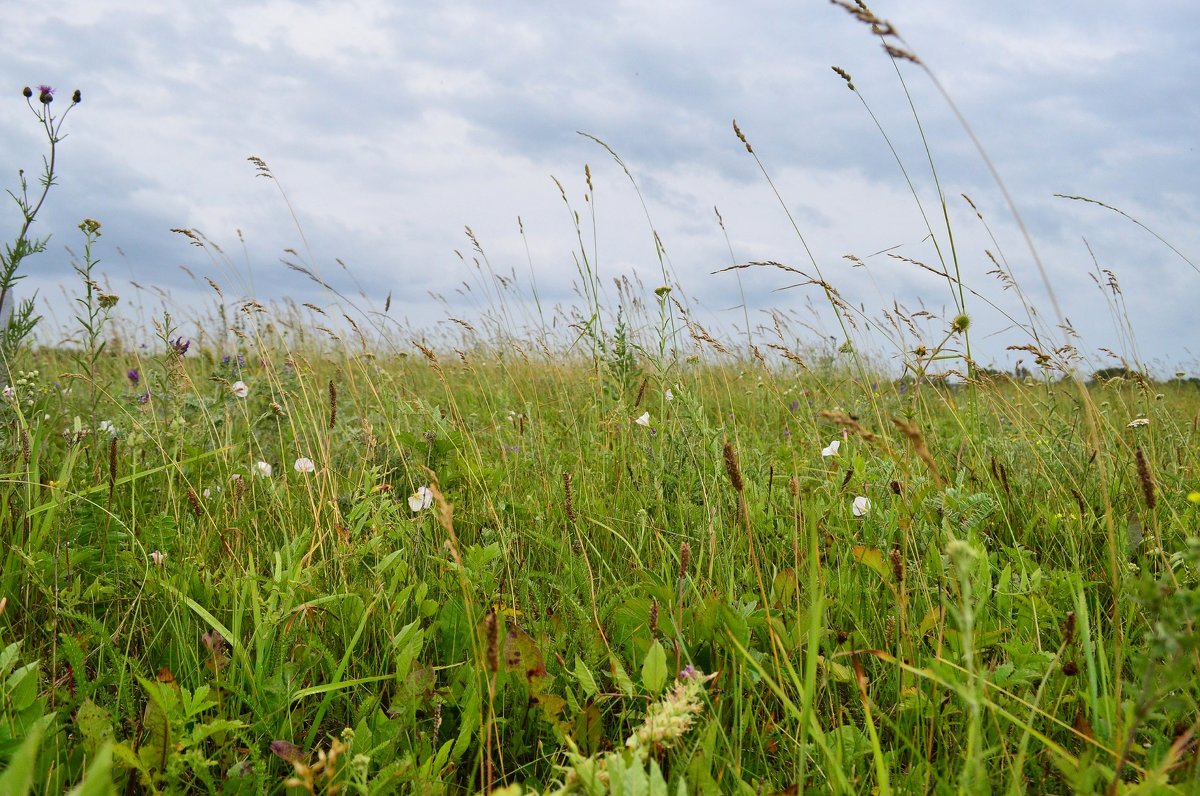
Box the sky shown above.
[0,0,1197,374]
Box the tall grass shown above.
[1,4,1198,794]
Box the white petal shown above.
[852,496,870,517]
[821,440,840,457]
[294,457,315,473]
[635,412,651,427]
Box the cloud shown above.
[0,0,1196,372]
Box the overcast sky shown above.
[1,0,1196,373]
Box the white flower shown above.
[635,412,651,427]
[230,380,249,398]
[2,385,14,399]
[294,456,315,473]
[852,496,871,517]
[821,439,840,457]
[664,389,674,402]
[408,486,433,512]
[98,419,115,435]
[202,488,212,498]
[149,550,166,567]
[254,461,273,478]
[1127,417,1150,429]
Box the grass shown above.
[1,4,1199,794]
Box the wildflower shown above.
[230,380,249,398]
[254,461,273,478]
[821,439,841,457]
[2,385,14,399]
[852,496,870,517]
[626,667,715,753]
[37,85,53,104]
[170,337,190,356]
[1189,491,1200,505]
[664,388,674,402]
[127,368,140,386]
[635,412,651,427]
[97,420,115,435]
[293,457,315,473]
[1127,417,1150,429]
[408,486,433,512]
[149,550,166,567]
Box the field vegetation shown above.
[1,4,1198,794]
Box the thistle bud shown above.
[72,89,81,103]
[22,86,32,98]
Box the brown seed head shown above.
[723,441,744,493]
[1135,448,1156,510]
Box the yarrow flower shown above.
[293,457,315,473]
[852,496,871,517]
[230,380,249,398]
[1127,417,1150,429]
[254,461,273,478]
[635,412,651,427]
[821,439,841,457]
[408,486,433,512]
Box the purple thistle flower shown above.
[127,368,140,386]
[36,85,54,104]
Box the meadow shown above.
[2,7,1199,795]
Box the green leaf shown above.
[574,656,599,698]
[0,716,47,796]
[642,640,668,695]
[75,698,114,759]
[66,742,116,796]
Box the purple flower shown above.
[36,85,53,104]
[789,399,800,412]
[127,368,140,386]
[138,391,151,405]
[679,664,698,680]
[37,84,53,95]
[170,337,190,356]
